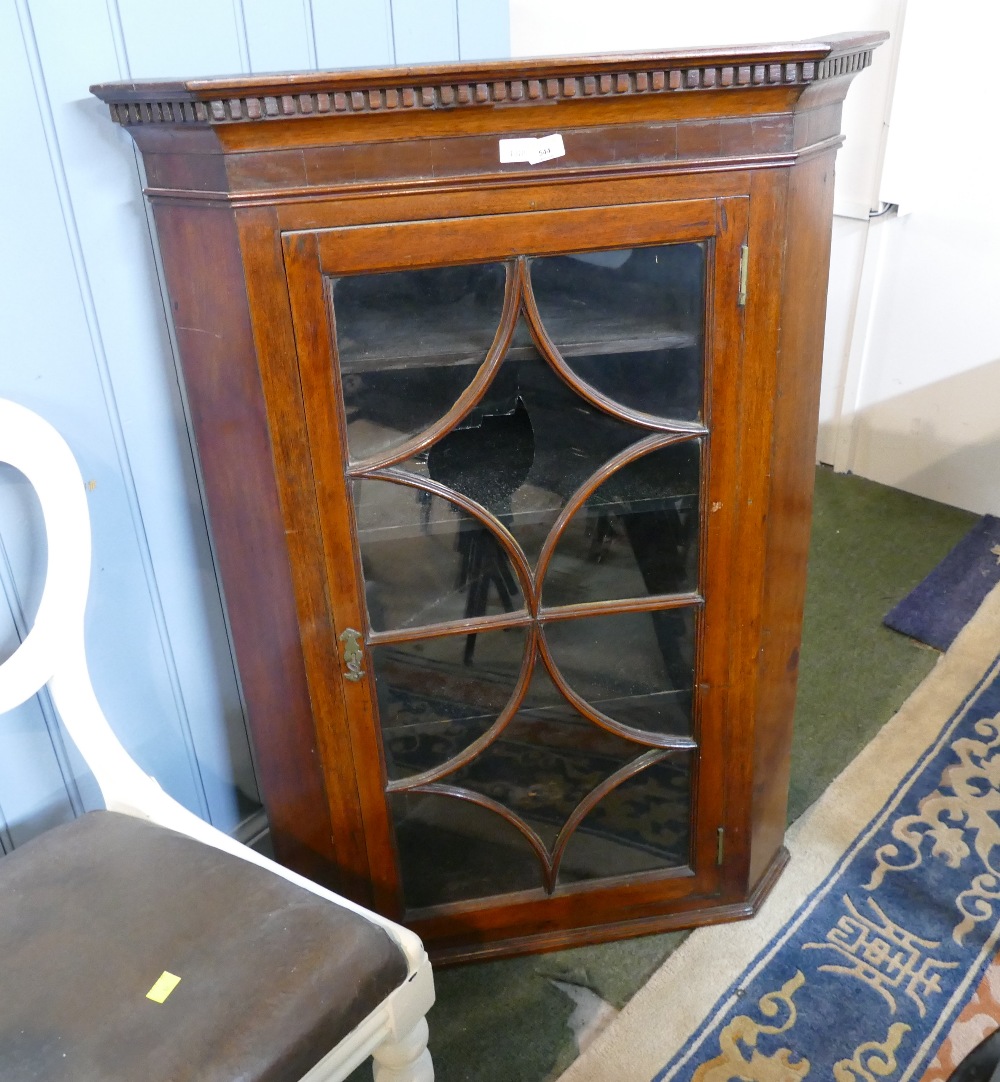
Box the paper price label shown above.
[498,134,566,165]
[146,971,182,1003]
[498,137,537,163]
[529,134,565,163]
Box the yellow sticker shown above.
[146,971,182,1003]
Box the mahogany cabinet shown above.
[92,33,885,962]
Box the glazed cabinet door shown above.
[282,196,748,949]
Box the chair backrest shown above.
[0,399,425,961]
[0,399,91,713]
[0,397,198,826]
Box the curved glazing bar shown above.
[539,607,698,740]
[390,788,549,909]
[536,435,703,610]
[353,472,532,633]
[523,244,707,427]
[374,625,534,784]
[556,751,693,885]
[406,324,671,570]
[390,742,694,907]
[332,260,515,463]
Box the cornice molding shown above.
[92,34,886,128]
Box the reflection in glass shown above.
[331,263,508,461]
[374,628,528,782]
[441,666,640,849]
[354,477,525,632]
[392,791,542,909]
[558,753,692,884]
[420,326,642,567]
[542,440,701,608]
[529,244,705,422]
[542,608,696,737]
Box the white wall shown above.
[0,0,509,852]
[829,1,1000,514]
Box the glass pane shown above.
[558,753,692,884]
[331,262,508,461]
[441,666,641,849]
[354,477,525,632]
[541,608,696,737]
[542,440,701,607]
[529,244,705,422]
[392,791,543,909]
[417,325,642,568]
[374,628,529,782]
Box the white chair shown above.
[0,398,434,1082]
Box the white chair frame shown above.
[0,398,434,1082]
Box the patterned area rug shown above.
[557,582,1000,1082]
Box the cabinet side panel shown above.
[748,152,837,887]
[150,200,340,886]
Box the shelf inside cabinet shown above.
[331,260,700,375]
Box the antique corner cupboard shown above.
[92,33,885,963]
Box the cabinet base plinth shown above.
[424,846,790,966]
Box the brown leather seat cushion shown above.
[0,811,408,1081]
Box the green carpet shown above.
[789,467,977,821]
[351,467,978,1082]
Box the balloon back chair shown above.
[0,398,434,1082]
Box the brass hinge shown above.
[737,244,749,307]
[717,826,725,866]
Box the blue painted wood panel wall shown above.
[0,0,511,852]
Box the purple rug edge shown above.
[883,514,1000,651]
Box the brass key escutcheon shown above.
[338,628,365,681]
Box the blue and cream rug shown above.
[558,582,1000,1082]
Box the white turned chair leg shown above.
[371,1017,433,1082]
